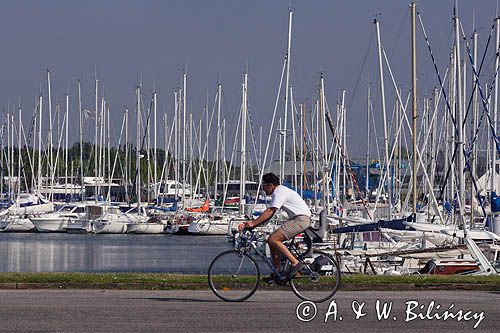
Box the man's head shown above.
[262,173,280,195]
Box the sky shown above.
[0,0,499,162]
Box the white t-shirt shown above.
[269,185,311,218]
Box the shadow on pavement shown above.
[134,297,221,303]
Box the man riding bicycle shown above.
[238,173,312,279]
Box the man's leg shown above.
[267,229,299,271]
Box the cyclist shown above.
[238,172,311,279]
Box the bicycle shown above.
[208,216,341,303]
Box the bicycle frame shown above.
[235,230,313,281]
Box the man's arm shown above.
[239,207,277,231]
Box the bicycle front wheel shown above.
[208,249,260,302]
[290,250,341,303]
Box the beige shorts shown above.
[277,215,311,240]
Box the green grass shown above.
[0,273,499,290]
[0,272,202,284]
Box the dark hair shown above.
[262,173,280,185]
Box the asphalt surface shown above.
[0,289,498,332]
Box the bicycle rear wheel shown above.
[208,249,260,302]
[290,250,340,303]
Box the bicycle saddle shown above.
[304,209,328,243]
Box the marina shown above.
[0,1,500,279]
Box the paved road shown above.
[0,289,498,332]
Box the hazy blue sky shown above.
[0,0,498,161]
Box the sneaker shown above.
[288,262,304,278]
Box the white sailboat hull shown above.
[93,221,128,234]
[127,223,164,234]
[65,219,92,233]
[0,217,35,232]
[31,217,69,232]
[188,218,228,235]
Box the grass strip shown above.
[0,273,499,290]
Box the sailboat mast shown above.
[136,86,141,206]
[223,118,227,189]
[94,78,99,203]
[454,6,465,227]
[448,49,455,207]
[65,93,69,198]
[341,90,347,203]
[182,73,187,208]
[300,103,304,196]
[281,8,293,182]
[320,74,328,209]
[17,107,21,200]
[375,18,391,218]
[78,80,84,201]
[313,99,319,208]
[146,96,151,204]
[174,90,179,201]
[240,72,248,214]
[215,83,221,201]
[10,114,13,197]
[163,113,168,195]
[492,17,500,214]
[7,112,10,198]
[154,91,158,200]
[166,111,170,193]
[411,1,418,214]
[125,108,129,203]
[37,96,43,195]
[471,29,478,226]
[366,84,371,194]
[205,93,209,196]
[290,86,298,190]
[99,98,104,192]
[301,104,306,195]
[47,70,54,201]
[107,102,111,188]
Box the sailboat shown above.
[188,75,249,236]
[0,104,55,232]
[92,205,148,234]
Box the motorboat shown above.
[31,204,86,232]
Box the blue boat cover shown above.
[443,201,453,213]
[282,183,322,200]
[332,215,414,234]
[491,191,500,213]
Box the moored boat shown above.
[31,204,86,232]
